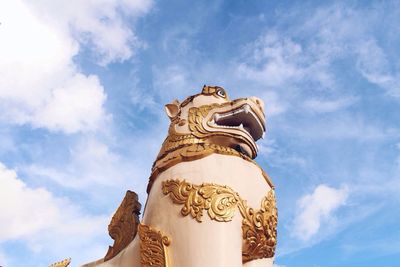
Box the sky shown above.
[0,0,399,266]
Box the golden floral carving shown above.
[156,132,206,161]
[48,258,71,267]
[241,190,277,262]
[187,104,219,138]
[162,179,277,262]
[138,223,171,267]
[162,179,241,222]
[104,190,141,261]
[148,143,274,193]
[186,102,257,150]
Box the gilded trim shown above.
[148,143,274,193]
[138,223,171,267]
[104,190,141,261]
[187,103,257,157]
[162,179,277,263]
[48,258,71,267]
[161,179,241,222]
[241,190,277,262]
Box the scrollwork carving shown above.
[241,190,277,262]
[48,258,71,267]
[161,179,277,262]
[104,190,141,261]
[138,224,171,267]
[162,179,241,222]
[148,143,274,193]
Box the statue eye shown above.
[216,88,226,98]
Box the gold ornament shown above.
[138,224,171,267]
[48,258,71,267]
[104,190,142,261]
[148,143,274,193]
[241,190,277,262]
[161,179,277,262]
[161,179,241,222]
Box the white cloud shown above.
[0,250,8,266]
[20,136,153,208]
[356,39,400,97]
[261,91,287,117]
[234,2,400,126]
[131,86,160,113]
[303,97,358,113]
[301,5,400,97]
[24,0,152,65]
[0,162,59,240]
[396,143,400,173]
[152,65,201,103]
[26,138,126,189]
[294,115,398,141]
[154,65,190,94]
[292,184,348,241]
[0,162,110,264]
[237,32,304,87]
[0,0,152,133]
[31,74,108,133]
[342,235,400,255]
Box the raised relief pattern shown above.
[148,143,274,193]
[138,223,171,267]
[161,179,241,222]
[241,190,277,262]
[104,190,142,261]
[162,179,277,262]
[48,258,71,267]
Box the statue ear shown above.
[165,101,180,120]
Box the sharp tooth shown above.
[239,123,244,129]
[262,133,265,139]
[214,114,220,121]
[244,104,250,114]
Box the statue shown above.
[53,85,277,267]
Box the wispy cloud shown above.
[291,184,349,241]
[22,136,151,199]
[237,32,304,87]
[303,97,358,113]
[356,39,400,97]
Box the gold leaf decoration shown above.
[241,190,277,262]
[48,258,71,267]
[148,143,274,193]
[138,223,171,267]
[162,179,240,222]
[162,179,277,262]
[104,190,142,261]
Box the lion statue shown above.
[74,85,277,267]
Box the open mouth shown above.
[209,104,265,141]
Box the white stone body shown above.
[82,154,273,267]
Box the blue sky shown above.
[0,1,399,266]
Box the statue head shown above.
[163,85,266,159]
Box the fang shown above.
[243,104,250,114]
